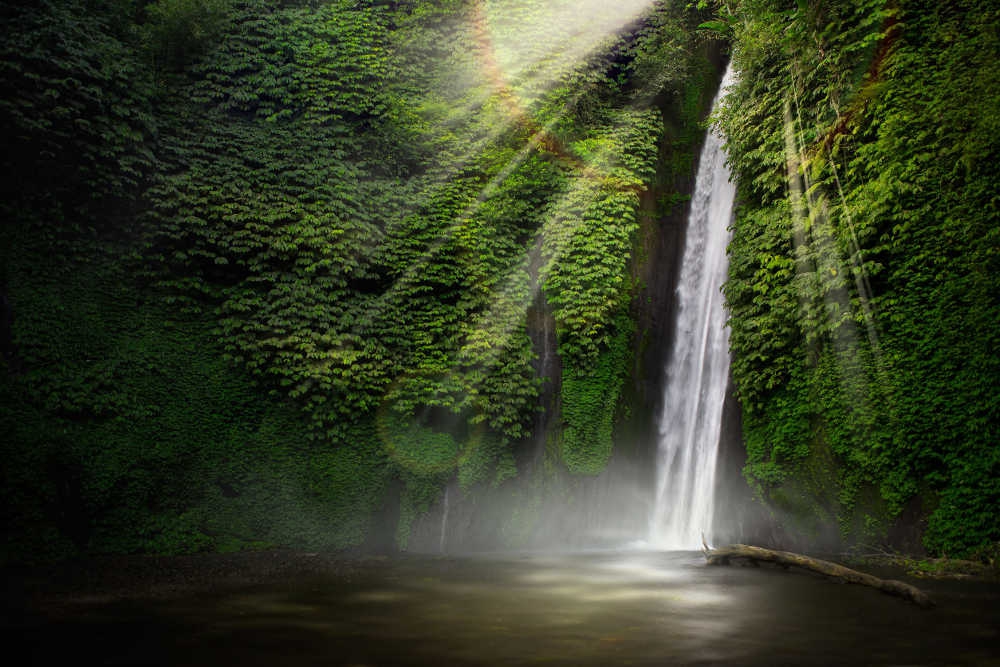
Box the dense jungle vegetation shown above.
[1,0,996,562]
[1,0,718,559]
[718,0,999,557]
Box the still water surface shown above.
[14,550,1000,666]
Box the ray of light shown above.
[365,0,660,354]
[370,0,663,459]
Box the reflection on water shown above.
[13,550,1000,666]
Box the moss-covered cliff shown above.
[0,0,723,560]
[717,0,999,556]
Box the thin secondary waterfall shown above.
[649,64,737,549]
[440,485,450,553]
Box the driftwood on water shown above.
[703,543,934,608]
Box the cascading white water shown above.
[649,64,737,549]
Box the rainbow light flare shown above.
[375,0,663,474]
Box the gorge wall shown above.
[1,0,997,563]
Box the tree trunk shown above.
[704,543,934,608]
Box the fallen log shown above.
[703,543,934,608]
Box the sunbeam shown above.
[371,0,663,434]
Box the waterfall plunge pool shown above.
[7,550,999,666]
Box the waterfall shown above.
[649,64,737,549]
[440,484,451,553]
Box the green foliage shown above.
[1,230,392,559]
[188,0,391,122]
[723,201,801,411]
[923,449,1000,557]
[542,112,660,365]
[559,313,633,475]
[143,0,404,435]
[457,431,516,490]
[0,0,157,216]
[142,0,235,72]
[720,0,1000,555]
